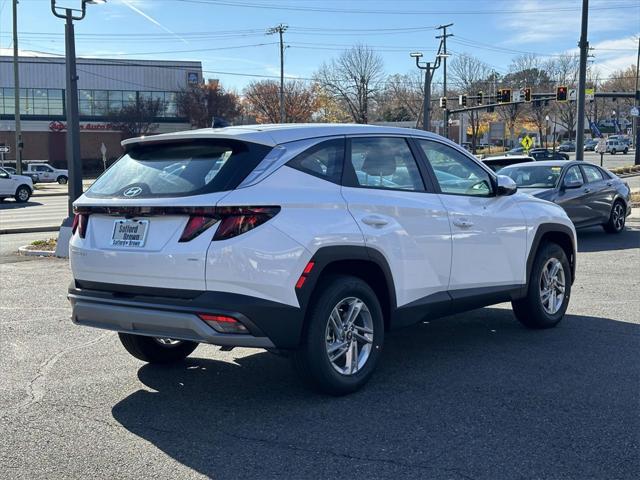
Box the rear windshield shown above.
[86,139,272,199]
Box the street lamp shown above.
[545,115,550,149]
[51,0,106,256]
[411,51,442,132]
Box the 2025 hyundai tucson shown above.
[68,124,577,395]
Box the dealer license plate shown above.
[111,219,149,247]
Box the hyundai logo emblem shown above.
[123,186,143,197]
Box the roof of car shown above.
[483,155,534,162]
[501,160,579,168]
[121,123,441,148]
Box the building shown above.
[0,53,202,167]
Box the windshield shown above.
[497,165,563,188]
[86,139,272,199]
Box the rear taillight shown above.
[198,313,249,334]
[212,206,280,241]
[179,215,218,243]
[72,213,89,238]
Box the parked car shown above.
[2,166,38,184]
[558,142,576,152]
[606,139,629,155]
[0,166,33,202]
[68,124,577,395]
[583,139,599,151]
[505,146,525,155]
[497,161,631,232]
[529,149,570,161]
[482,155,535,172]
[23,163,69,184]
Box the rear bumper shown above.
[68,281,304,349]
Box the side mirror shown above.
[496,175,517,196]
[562,178,583,190]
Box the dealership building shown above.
[0,53,202,166]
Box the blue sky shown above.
[1,0,638,92]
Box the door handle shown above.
[607,182,613,186]
[584,188,591,193]
[452,218,474,228]
[361,215,389,227]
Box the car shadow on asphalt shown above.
[111,307,639,479]
[0,200,43,209]
[577,224,640,252]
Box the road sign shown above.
[0,145,9,154]
[595,139,607,154]
[586,88,595,101]
[568,89,577,101]
[521,135,533,151]
[630,106,639,117]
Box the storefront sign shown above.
[49,121,119,132]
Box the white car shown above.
[68,124,577,395]
[606,139,629,155]
[24,163,69,184]
[0,167,33,202]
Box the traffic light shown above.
[439,97,447,109]
[458,94,467,107]
[498,88,511,103]
[477,91,483,105]
[524,88,531,102]
[556,86,568,102]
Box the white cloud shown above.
[502,0,639,45]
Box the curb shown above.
[32,192,68,198]
[18,245,56,257]
[0,226,60,235]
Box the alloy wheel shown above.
[612,203,625,231]
[18,188,29,201]
[539,258,566,315]
[324,297,374,375]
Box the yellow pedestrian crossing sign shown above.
[521,135,533,151]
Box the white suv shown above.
[68,124,577,395]
[0,167,33,202]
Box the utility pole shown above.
[634,35,639,166]
[12,0,23,174]
[436,23,453,139]
[575,0,589,159]
[267,24,287,123]
[410,52,442,132]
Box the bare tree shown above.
[546,54,580,140]
[177,82,242,128]
[378,71,423,123]
[243,80,317,124]
[449,53,493,152]
[315,44,385,123]
[107,97,164,139]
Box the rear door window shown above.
[582,165,604,183]
[86,140,272,198]
[345,137,425,191]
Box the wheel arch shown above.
[296,246,396,331]
[527,223,576,284]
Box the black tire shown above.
[14,185,31,203]
[57,175,68,185]
[603,200,626,234]
[512,242,571,329]
[611,149,616,155]
[292,275,384,395]
[623,148,628,154]
[118,333,198,364]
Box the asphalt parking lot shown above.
[1,220,639,479]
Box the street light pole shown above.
[51,0,105,257]
[634,35,639,166]
[12,0,23,174]
[411,52,442,132]
[436,23,453,139]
